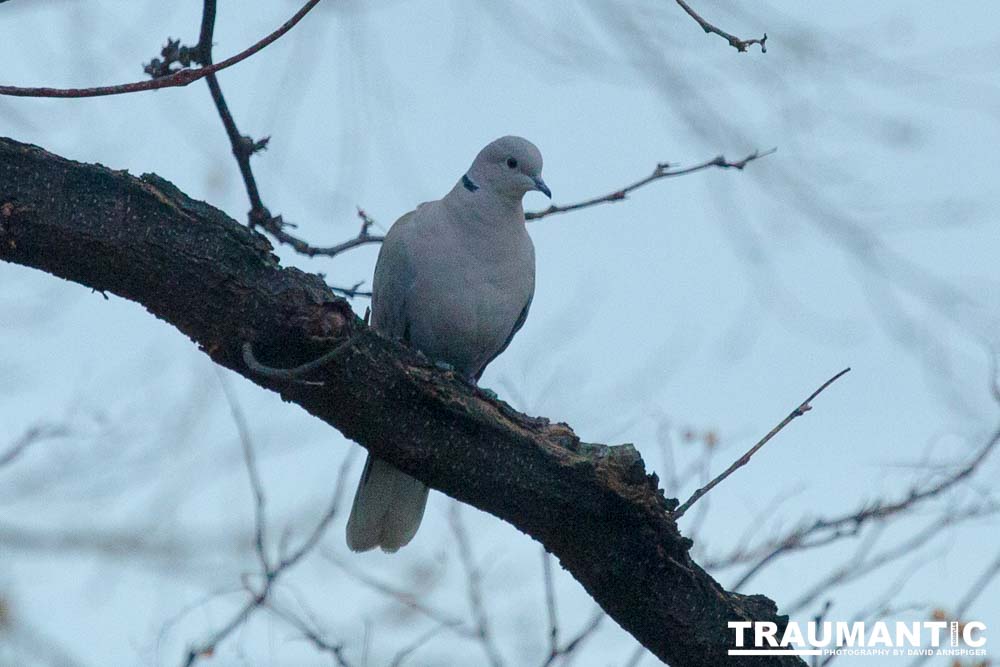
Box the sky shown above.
[2,1,999,665]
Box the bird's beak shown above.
[533,177,552,199]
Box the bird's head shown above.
[465,136,550,201]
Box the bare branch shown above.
[0,521,244,564]
[218,372,270,572]
[0,0,322,98]
[673,367,850,519]
[525,149,775,221]
[180,417,357,666]
[450,503,505,667]
[266,602,352,667]
[952,547,1000,621]
[389,624,451,667]
[718,422,1000,589]
[538,548,606,667]
[255,213,385,260]
[623,645,647,667]
[784,502,998,615]
[905,546,1000,667]
[0,423,70,468]
[191,2,385,269]
[673,0,767,53]
[543,608,604,667]
[269,151,771,261]
[277,450,357,572]
[541,549,559,661]
[324,553,472,635]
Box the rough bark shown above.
[0,136,804,667]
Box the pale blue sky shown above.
[2,1,999,665]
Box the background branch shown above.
[450,503,505,667]
[180,373,356,666]
[526,149,775,221]
[673,367,850,519]
[673,0,767,53]
[0,0,322,98]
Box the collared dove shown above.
[346,136,550,553]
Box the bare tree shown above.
[2,2,998,666]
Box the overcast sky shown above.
[2,1,999,665]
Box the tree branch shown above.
[182,386,356,666]
[673,367,850,519]
[704,421,1000,590]
[181,0,384,272]
[0,0,322,98]
[673,0,767,53]
[0,423,70,468]
[0,136,807,667]
[450,503,505,667]
[525,149,775,221]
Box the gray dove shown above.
[346,136,549,553]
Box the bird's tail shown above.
[346,454,429,553]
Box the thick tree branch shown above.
[0,137,806,667]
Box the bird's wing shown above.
[474,291,533,382]
[370,210,417,341]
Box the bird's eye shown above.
[506,157,518,169]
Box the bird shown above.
[345,136,550,553]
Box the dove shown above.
[346,136,550,553]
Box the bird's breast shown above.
[406,240,532,378]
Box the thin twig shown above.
[537,551,605,665]
[259,150,770,259]
[190,3,382,268]
[0,0,322,98]
[266,603,352,667]
[196,0,269,231]
[542,608,604,667]
[904,545,1000,667]
[189,3,380,293]
[0,424,70,468]
[242,339,350,383]
[706,420,1000,587]
[952,547,1000,620]
[784,502,998,614]
[257,216,384,259]
[182,388,356,665]
[672,367,850,519]
[525,149,775,221]
[324,553,473,635]
[388,624,451,667]
[673,0,767,53]
[276,449,357,572]
[450,503,505,667]
[541,549,559,661]
[218,372,270,572]
[622,645,647,667]
[810,601,832,667]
